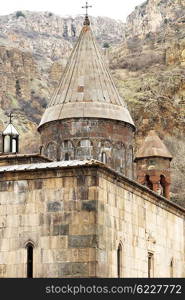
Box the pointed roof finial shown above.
[82,1,92,25]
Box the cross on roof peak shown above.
[82,1,92,17]
[82,1,92,25]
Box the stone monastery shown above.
[0,11,184,278]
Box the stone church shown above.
[0,13,184,278]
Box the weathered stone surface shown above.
[68,235,97,248]
[47,201,62,212]
[0,159,184,278]
[0,181,14,192]
[53,225,69,236]
[82,200,97,212]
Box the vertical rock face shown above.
[0,11,124,59]
[125,0,184,38]
[109,0,185,205]
[0,46,37,109]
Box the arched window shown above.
[45,142,57,161]
[63,140,73,149]
[26,243,34,278]
[4,135,10,152]
[64,153,70,161]
[160,175,166,197]
[117,243,122,278]
[170,258,174,277]
[145,175,153,190]
[101,152,107,164]
[126,146,133,179]
[148,252,154,278]
[3,135,19,153]
[121,146,126,174]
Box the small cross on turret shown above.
[9,112,13,124]
[82,1,92,17]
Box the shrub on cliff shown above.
[16,11,25,19]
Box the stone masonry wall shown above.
[0,167,98,278]
[96,170,185,277]
[0,165,184,278]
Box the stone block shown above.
[0,239,9,251]
[42,249,54,264]
[47,201,62,212]
[0,181,13,192]
[77,187,88,200]
[54,249,70,262]
[63,200,81,211]
[59,262,72,276]
[82,200,97,212]
[53,224,69,236]
[0,252,7,264]
[77,175,86,186]
[68,235,97,248]
[0,205,7,216]
[78,248,89,262]
[87,175,99,187]
[88,187,98,201]
[40,236,68,249]
[34,179,43,190]
[0,216,6,228]
[14,181,28,193]
[71,262,88,276]
[59,262,88,277]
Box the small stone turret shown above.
[2,115,19,154]
[134,130,172,199]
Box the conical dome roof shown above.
[3,123,19,136]
[38,19,135,129]
[135,130,172,161]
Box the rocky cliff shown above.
[110,0,185,205]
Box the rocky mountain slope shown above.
[0,1,184,205]
[110,0,185,205]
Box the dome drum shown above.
[40,118,134,178]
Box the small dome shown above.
[135,130,172,161]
